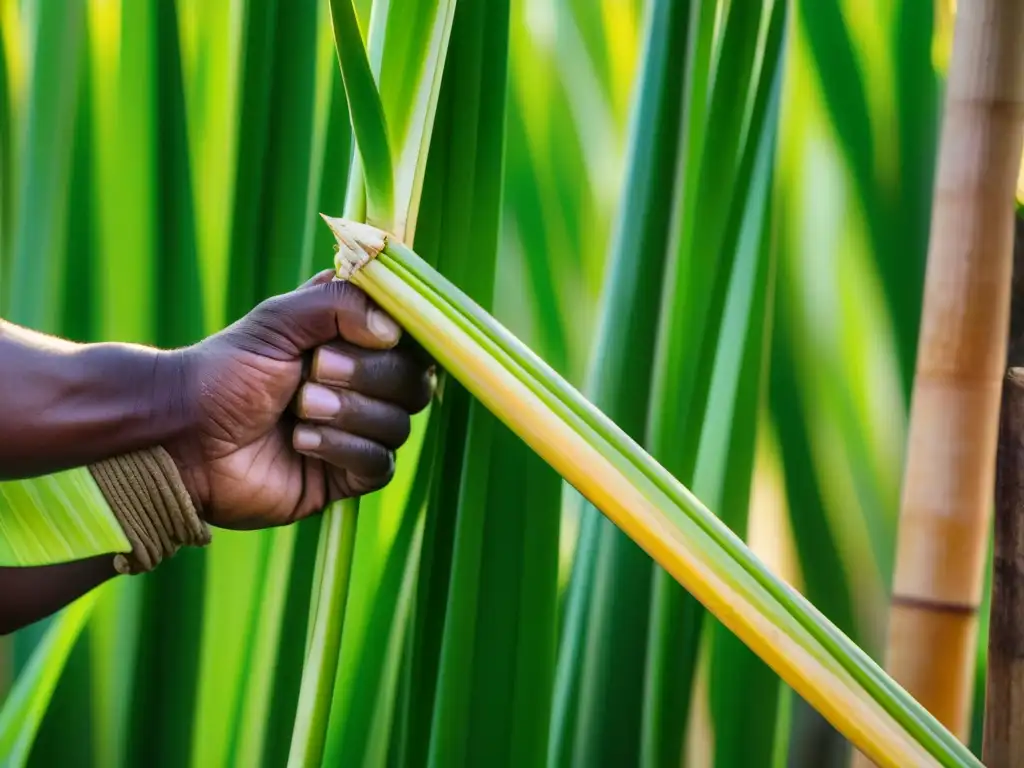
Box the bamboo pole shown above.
[983,367,1024,766]
[880,0,1024,743]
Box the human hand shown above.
[164,270,434,530]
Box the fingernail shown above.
[315,348,356,385]
[294,425,322,452]
[368,308,402,345]
[302,383,340,420]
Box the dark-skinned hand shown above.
[164,270,434,529]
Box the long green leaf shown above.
[60,16,98,346]
[704,86,784,768]
[891,0,937,378]
[549,0,689,761]
[417,2,542,765]
[388,3,507,761]
[227,527,296,766]
[328,0,394,226]
[7,0,84,331]
[179,0,242,335]
[0,596,96,767]
[225,0,279,322]
[800,0,933,398]
[40,36,113,768]
[0,10,10,266]
[0,472,128,568]
[322,412,435,765]
[28,611,96,767]
[389,400,463,766]
[373,0,457,240]
[312,65,355,266]
[642,2,786,761]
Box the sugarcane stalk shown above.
[880,0,1024,741]
[322,215,983,768]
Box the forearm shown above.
[0,557,116,635]
[0,320,192,480]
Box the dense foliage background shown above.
[1,0,1005,765]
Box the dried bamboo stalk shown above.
[983,368,1024,766]
[881,0,1024,741]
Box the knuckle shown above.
[326,279,368,311]
[242,294,306,356]
[335,391,410,449]
[331,391,364,428]
[333,388,358,417]
[254,292,289,316]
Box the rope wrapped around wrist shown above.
[88,446,211,575]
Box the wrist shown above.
[90,445,211,574]
[81,345,212,571]
[0,322,200,479]
[74,342,198,456]
[155,346,210,518]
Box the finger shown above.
[241,280,402,360]
[294,382,412,449]
[331,466,392,498]
[310,341,434,413]
[293,425,395,494]
[395,333,436,370]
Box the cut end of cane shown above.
[320,214,388,280]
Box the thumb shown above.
[242,279,402,358]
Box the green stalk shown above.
[322,413,438,765]
[378,237,968,765]
[287,499,359,767]
[324,215,981,768]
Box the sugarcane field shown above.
[1,1,1023,766]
